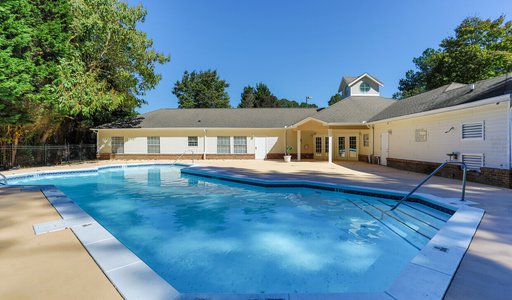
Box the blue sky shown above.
[125,0,511,112]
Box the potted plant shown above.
[284,146,293,162]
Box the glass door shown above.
[349,136,357,158]
[338,136,346,159]
[337,135,358,160]
[315,137,322,156]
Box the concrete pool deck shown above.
[0,186,122,299]
[1,159,511,299]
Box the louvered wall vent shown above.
[462,122,484,139]
[462,154,484,171]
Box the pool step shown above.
[347,199,430,250]
[364,200,442,238]
[369,199,447,238]
[399,201,451,222]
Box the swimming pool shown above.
[12,165,454,295]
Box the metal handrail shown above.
[171,149,195,165]
[0,172,7,185]
[390,161,467,211]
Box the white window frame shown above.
[461,121,485,140]
[461,153,484,171]
[111,136,124,154]
[233,136,247,154]
[217,136,230,154]
[363,133,369,147]
[360,82,371,93]
[147,136,160,154]
[188,136,198,147]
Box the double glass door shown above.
[337,135,357,160]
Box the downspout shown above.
[508,101,511,169]
[203,129,207,160]
[372,125,375,158]
[284,126,288,156]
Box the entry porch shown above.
[289,118,373,163]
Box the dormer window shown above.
[338,74,383,97]
[360,82,370,93]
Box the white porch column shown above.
[328,129,333,163]
[297,130,301,161]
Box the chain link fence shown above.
[0,144,97,170]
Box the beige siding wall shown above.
[97,126,373,160]
[97,128,292,156]
[373,102,510,169]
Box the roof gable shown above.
[338,73,384,93]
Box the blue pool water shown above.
[15,166,450,293]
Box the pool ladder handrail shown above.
[172,149,195,165]
[390,161,467,211]
[0,172,7,185]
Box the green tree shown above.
[0,0,34,126]
[328,93,342,106]
[173,70,230,108]
[238,83,317,108]
[57,0,169,118]
[278,98,318,108]
[277,98,299,107]
[253,83,279,107]
[0,0,169,148]
[394,16,512,99]
[238,83,278,108]
[238,86,255,108]
[299,102,318,108]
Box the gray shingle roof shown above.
[312,96,396,123]
[98,108,318,129]
[343,76,357,85]
[370,73,512,122]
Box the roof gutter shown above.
[326,122,372,126]
[368,94,512,125]
[91,127,292,131]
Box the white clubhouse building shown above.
[95,73,512,188]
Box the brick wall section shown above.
[97,153,255,160]
[358,154,371,163]
[387,157,512,189]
